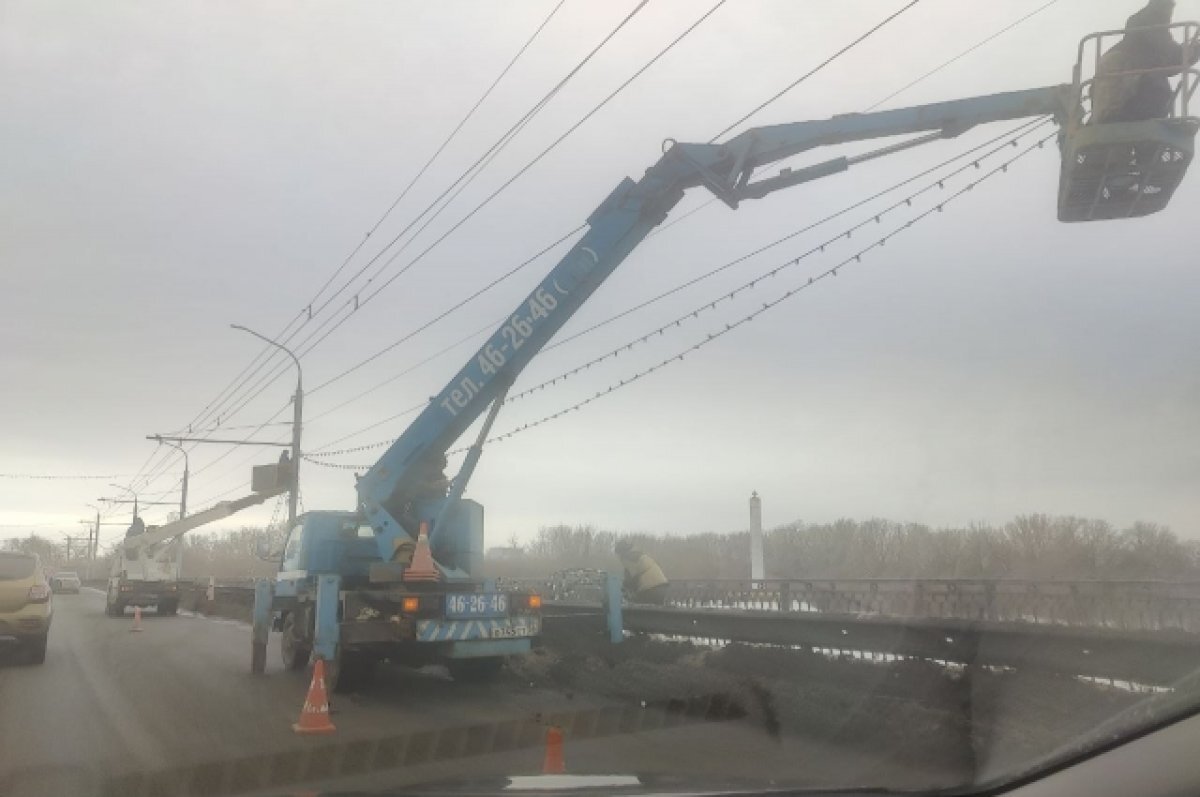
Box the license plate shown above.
[491,621,537,638]
[445,593,508,618]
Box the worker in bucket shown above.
[125,516,145,539]
[1093,0,1199,123]
[615,539,669,605]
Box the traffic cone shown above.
[292,658,336,735]
[130,606,144,632]
[542,726,565,774]
[403,521,441,583]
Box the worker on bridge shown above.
[1093,0,1199,123]
[615,539,669,606]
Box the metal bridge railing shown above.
[659,578,1200,633]
[190,575,1200,634]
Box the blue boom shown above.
[358,86,1075,567]
[261,18,1199,689]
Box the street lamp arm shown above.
[230,323,303,528]
[230,324,302,389]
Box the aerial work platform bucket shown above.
[1058,21,1199,222]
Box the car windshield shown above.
[2,2,1199,796]
[0,555,36,581]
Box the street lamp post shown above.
[231,324,302,528]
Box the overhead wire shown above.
[708,0,925,142]
[305,317,503,424]
[309,228,582,395]
[143,0,583,480]
[147,0,922,469]
[864,0,1064,111]
[353,0,728,309]
[304,0,652,325]
[0,472,142,480]
[195,0,728,449]
[305,0,570,310]
[656,0,1050,241]
[272,0,730,402]
[137,1,1053,487]
[153,1,662,463]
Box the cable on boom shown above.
[544,117,1048,353]
[445,130,1059,455]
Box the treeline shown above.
[487,515,1200,582]
[179,527,279,580]
[18,513,1192,583]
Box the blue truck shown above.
[255,14,1197,692]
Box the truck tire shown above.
[446,656,504,683]
[328,649,377,694]
[158,600,178,616]
[280,613,312,671]
[25,634,48,665]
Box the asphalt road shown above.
[0,589,950,797]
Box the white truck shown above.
[106,485,285,617]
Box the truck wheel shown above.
[25,635,48,665]
[280,613,312,671]
[328,649,376,694]
[446,657,504,683]
[158,601,178,616]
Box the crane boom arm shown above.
[357,84,1072,554]
[121,487,287,553]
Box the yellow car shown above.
[0,552,53,665]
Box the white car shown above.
[49,572,81,594]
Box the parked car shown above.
[0,552,52,665]
[49,571,81,594]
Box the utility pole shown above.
[85,503,99,562]
[231,324,303,528]
[147,436,189,519]
[79,514,129,580]
[107,483,139,522]
[59,534,91,564]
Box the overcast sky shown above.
[2,0,1197,552]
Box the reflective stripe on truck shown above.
[416,616,541,642]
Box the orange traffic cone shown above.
[542,726,565,774]
[292,658,336,735]
[403,521,441,583]
[130,606,144,633]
